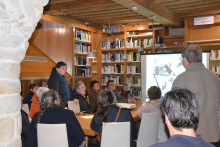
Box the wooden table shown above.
[76,99,145,147]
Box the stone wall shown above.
[0,0,48,146]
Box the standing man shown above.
[172,44,220,146]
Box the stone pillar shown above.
[0,0,49,146]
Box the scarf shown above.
[56,71,70,101]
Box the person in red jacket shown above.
[29,87,49,119]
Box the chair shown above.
[37,123,68,147]
[101,122,130,147]
[22,104,29,115]
[157,117,169,142]
[136,112,160,147]
[68,101,80,113]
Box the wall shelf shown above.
[102,73,123,75]
[127,33,153,38]
[92,71,98,74]
[75,40,91,43]
[75,53,88,55]
[127,73,141,75]
[163,35,184,39]
[101,48,125,52]
[127,61,140,63]
[187,39,220,44]
[102,61,124,63]
[75,65,91,67]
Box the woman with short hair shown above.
[26,89,84,147]
[88,80,99,109]
[90,89,137,147]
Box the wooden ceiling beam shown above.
[150,0,176,3]
[170,2,219,11]
[48,0,78,5]
[162,0,217,6]
[175,5,220,14]
[44,0,111,11]
[179,8,220,17]
[112,0,182,27]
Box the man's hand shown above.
[128,99,136,103]
[74,99,79,104]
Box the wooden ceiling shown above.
[44,0,220,28]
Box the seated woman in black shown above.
[90,89,137,147]
[26,89,84,147]
[71,81,91,111]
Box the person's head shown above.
[29,84,38,93]
[97,89,117,125]
[181,44,202,69]
[147,86,161,100]
[65,78,71,86]
[38,80,48,88]
[52,61,67,75]
[107,80,115,90]
[36,87,49,101]
[162,88,199,132]
[75,81,86,95]
[122,83,129,92]
[90,80,99,91]
[36,89,61,124]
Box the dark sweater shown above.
[23,91,34,110]
[48,71,67,107]
[70,92,91,111]
[150,135,214,147]
[90,104,137,147]
[26,107,84,147]
[21,109,30,147]
[88,89,99,109]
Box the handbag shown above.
[96,107,121,142]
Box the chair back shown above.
[157,117,169,142]
[101,122,130,147]
[22,104,29,115]
[37,123,68,147]
[137,112,160,147]
[68,101,80,113]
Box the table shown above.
[76,99,145,147]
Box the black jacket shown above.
[73,88,89,98]
[21,110,30,147]
[90,104,137,147]
[70,92,91,111]
[26,107,84,147]
[23,91,34,110]
[48,71,67,107]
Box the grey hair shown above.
[98,89,117,105]
[36,87,49,99]
[122,83,129,89]
[75,81,84,89]
[181,44,202,63]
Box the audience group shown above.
[21,44,220,147]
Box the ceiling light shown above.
[132,6,138,11]
[87,52,96,58]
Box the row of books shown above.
[126,38,142,48]
[75,43,91,53]
[126,76,141,86]
[127,65,138,74]
[155,37,163,45]
[74,56,91,65]
[102,75,121,86]
[130,88,141,98]
[212,65,220,74]
[127,51,140,61]
[74,67,91,77]
[75,29,91,42]
[210,50,220,60]
[101,39,125,49]
[102,65,125,74]
[102,52,122,62]
[143,39,153,47]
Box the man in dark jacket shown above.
[21,96,30,147]
[71,81,91,111]
[23,84,38,110]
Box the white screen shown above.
[141,53,210,98]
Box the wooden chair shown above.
[22,104,29,115]
[101,122,130,147]
[68,101,80,113]
[136,112,160,147]
[37,123,68,147]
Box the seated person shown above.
[120,83,136,101]
[89,80,99,109]
[26,89,84,147]
[38,79,48,88]
[23,84,38,110]
[73,80,89,98]
[136,86,162,118]
[90,89,137,147]
[150,88,214,147]
[29,87,49,119]
[65,78,74,95]
[106,80,131,103]
[21,96,30,147]
[71,81,92,111]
